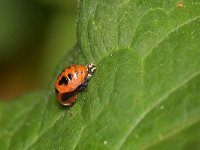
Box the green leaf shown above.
[1,0,200,150]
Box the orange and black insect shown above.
[54,64,96,106]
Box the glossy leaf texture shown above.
[0,0,200,150]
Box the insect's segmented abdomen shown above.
[54,65,88,93]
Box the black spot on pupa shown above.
[61,92,74,101]
[59,76,68,85]
[61,87,79,101]
[68,74,73,80]
[61,84,83,102]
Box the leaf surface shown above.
[0,0,200,150]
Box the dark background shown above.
[0,0,77,99]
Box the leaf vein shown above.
[117,70,200,150]
[144,16,200,58]
[26,110,81,150]
[140,118,200,150]
[7,99,42,150]
[26,112,66,150]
